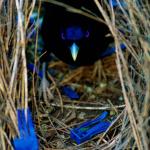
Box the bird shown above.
[40,0,114,67]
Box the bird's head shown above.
[41,1,114,67]
[60,26,90,61]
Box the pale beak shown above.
[69,42,79,61]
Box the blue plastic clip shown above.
[13,108,39,150]
[70,111,111,144]
[62,86,80,100]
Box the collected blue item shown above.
[27,63,58,79]
[27,12,43,38]
[13,108,39,150]
[70,111,111,144]
[27,63,43,79]
[29,12,43,27]
[109,0,127,7]
[62,86,80,100]
[100,43,126,58]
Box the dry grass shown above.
[0,0,150,149]
[94,0,150,149]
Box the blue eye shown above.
[85,31,90,38]
[61,33,65,40]
[61,26,90,40]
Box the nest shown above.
[0,0,150,149]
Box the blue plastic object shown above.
[100,43,126,58]
[27,12,43,39]
[70,111,111,144]
[28,63,58,79]
[13,108,39,150]
[109,0,127,7]
[27,63,43,79]
[62,86,80,100]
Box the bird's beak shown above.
[70,42,79,61]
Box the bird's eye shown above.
[61,33,65,40]
[85,31,90,38]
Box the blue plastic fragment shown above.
[62,86,80,100]
[109,0,127,7]
[29,12,43,27]
[27,12,43,38]
[13,108,39,150]
[70,111,111,144]
[100,43,126,58]
[27,63,43,78]
[29,12,38,24]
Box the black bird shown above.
[41,0,114,67]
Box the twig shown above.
[50,103,125,110]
